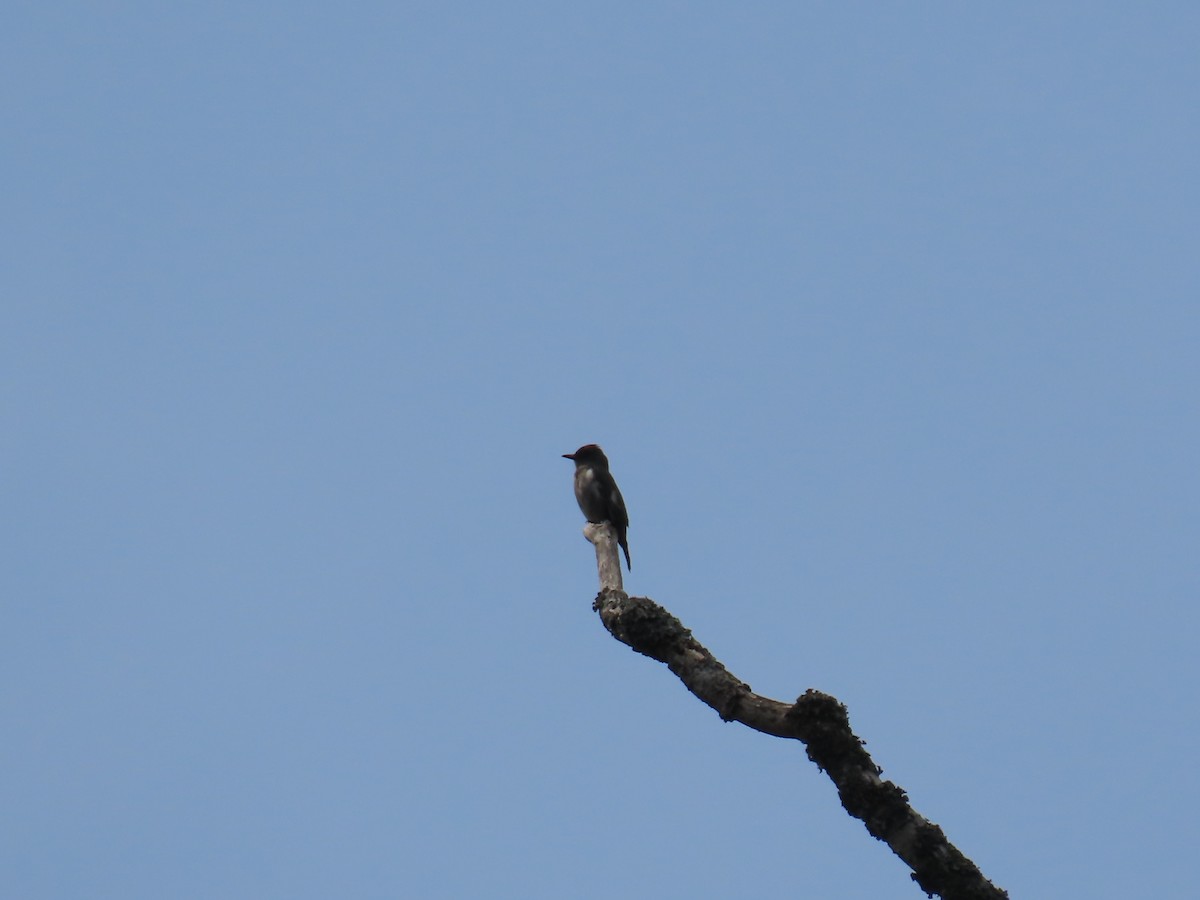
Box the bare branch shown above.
[578,522,623,592]
[591,587,1008,900]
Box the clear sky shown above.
[4,4,1198,898]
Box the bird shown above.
[563,444,631,570]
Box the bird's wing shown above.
[609,482,630,528]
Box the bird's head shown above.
[562,444,608,467]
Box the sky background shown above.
[4,4,1198,898]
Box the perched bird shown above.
[563,444,631,570]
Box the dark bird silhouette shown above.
[563,444,631,570]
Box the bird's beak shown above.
[562,453,575,460]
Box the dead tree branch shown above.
[583,553,1007,900]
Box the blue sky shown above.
[4,4,1198,897]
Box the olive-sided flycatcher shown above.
[563,444,631,570]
